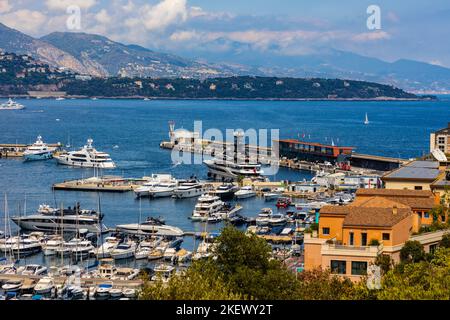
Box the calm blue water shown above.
[0,97,449,266]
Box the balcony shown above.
[321,242,384,258]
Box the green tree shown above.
[139,225,299,300]
[296,268,356,300]
[439,233,450,248]
[139,262,242,300]
[376,248,450,300]
[400,241,425,263]
[374,254,394,275]
[212,225,298,300]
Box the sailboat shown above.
[364,113,370,125]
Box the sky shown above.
[0,0,449,67]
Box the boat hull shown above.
[11,218,109,234]
[55,156,116,169]
[235,192,256,199]
[24,152,53,162]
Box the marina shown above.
[0,98,448,300]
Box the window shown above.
[430,244,438,254]
[351,262,368,276]
[438,137,445,144]
[382,233,390,241]
[349,232,354,246]
[424,212,430,219]
[322,227,330,235]
[361,233,367,246]
[414,186,423,190]
[331,260,346,275]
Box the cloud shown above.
[140,0,188,31]
[45,0,97,11]
[0,9,47,34]
[95,9,111,24]
[0,0,11,13]
[352,31,391,42]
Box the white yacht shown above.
[267,213,287,226]
[147,182,178,198]
[42,235,64,256]
[17,264,48,276]
[191,194,224,222]
[255,208,274,226]
[0,98,25,110]
[11,204,109,234]
[34,277,55,295]
[56,238,93,257]
[1,235,43,256]
[116,217,184,237]
[94,237,119,259]
[173,180,210,199]
[134,174,177,198]
[54,138,116,169]
[204,158,263,180]
[23,136,57,161]
[211,183,239,200]
[110,241,136,260]
[235,186,257,199]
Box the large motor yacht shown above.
[204,158,263,180]
[11,204,109,234]
[173,180,210,199]
[0,98,25,110]
[211,183,239,201]
[190,194,225,222]
[134,174,177,198]
[116,217,184,237]
[23,136,57,161]
[54,139,116,169]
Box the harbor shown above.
[0,98,448,301]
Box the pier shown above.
[52,176,152,192]
[160,123,407,174]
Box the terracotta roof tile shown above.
[343,207,412,228]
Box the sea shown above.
[0,97,449,268]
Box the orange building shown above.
[304,189,443,281]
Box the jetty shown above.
[160,122,407,173]
[52,176,148,192]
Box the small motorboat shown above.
[95,236,119,259]
[163,247,178,261]
[2,280,23,292]
[34,277,55,295]
[135,247,151,260]
[109,288,123,298]
[255,208,273,225]
[123,288,136,299]
[235,186,256,199]
[276,197,292,209]
[267,213,287,226]
[263,193,279,202]
[110,241,136,260]
[147,248,164,261]
[96,283,113,298]
[17,264,48,276]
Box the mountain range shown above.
[1,22,450,92]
